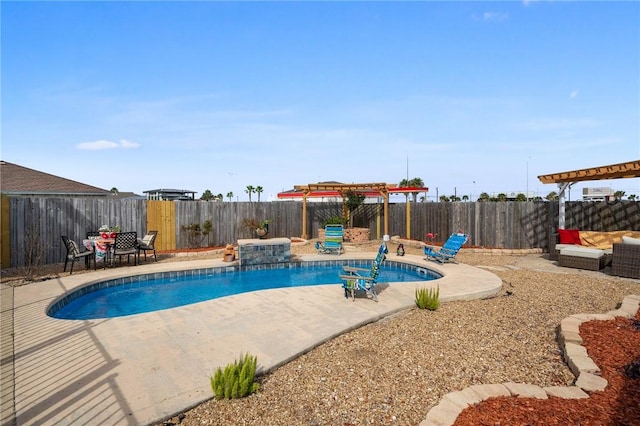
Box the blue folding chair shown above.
[423,233,469,263]
[339,242,388,302]
[315,224,344,255]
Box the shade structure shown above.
[277,183,429,239]
[537,160,640,229]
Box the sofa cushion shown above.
[555,243,577,252]
[558,229,581,245]
[579,230,640,249]
[559,246,604,259]
[622,235,640,245]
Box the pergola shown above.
[537,160,640,229]
[278,182,429,239]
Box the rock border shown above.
[419,294,640,426]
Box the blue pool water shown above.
[49,262,439,320]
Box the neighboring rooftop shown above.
[143,188,197,201]
[0,161,111,197]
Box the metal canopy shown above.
[537,160,640,229]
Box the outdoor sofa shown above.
[551,230,640,271]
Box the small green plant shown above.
[210,353,260,400]
[181,220,213,248]
[415,285,440,310]
[322,216,347,227]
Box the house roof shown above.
[0,161,111,196]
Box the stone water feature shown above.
[237,238,291,266]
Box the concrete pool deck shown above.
[1,253,502,426]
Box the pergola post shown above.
[557,182,572,230]
[405,197,411,239]
[383,190,389,236]
[301,190,308,239]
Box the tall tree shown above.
[628,194,637,201]
[216,193,223,202]
[478,192,490,202]
[613,190,625,200]
[245,185,255,202]
[409,177,424,203]
[110,187,118,194]
[226,191,234,202]
[200,189,215,201]
[546,191,558,201]
[255,186,264,202]
[398,178,410,203]
[515,193,527,201]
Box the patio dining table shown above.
[82,238,115,263]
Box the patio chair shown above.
[112,231,139,266]
[137,230,158,262]
[61,235,96,274]
[423,233,469,264]
[86,231,101,239]
[315,224,344,255]
[339,242,388,302]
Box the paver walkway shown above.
[1,254,502,426]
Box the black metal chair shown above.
[61,235,96,274]
[137,230,158,262]
[112,231,139,266]
[86,231,101,239]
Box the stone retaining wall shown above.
[318,227,370,243]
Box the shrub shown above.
[415,285,440,310]
[322,216,347,227]
[210,353,260,400]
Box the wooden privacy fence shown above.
[2,197,639,268]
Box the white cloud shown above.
[570,90,579,99]
[77,139,140,150]
[477,12,509,22]
[120,139,141,148]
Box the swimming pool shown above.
[48,260,440,320]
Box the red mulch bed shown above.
[453,310,640,425]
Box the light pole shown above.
[526,157,531,200]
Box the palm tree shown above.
[110,187,118,195]
[613,190,625,200]
[628,194,637,201]
[546,191,558,201]
[462,195,469,202]
[245,185,255,202]
[398,178,410,203]
[226,191,234,202]
[409,177,424,203]
[515,193,527,202]
[439,195,450,202]
[200,189,215,201]
[478,192,490,202]
[255,186,264,202]
[497,193,507,202]
[216,193,223,202]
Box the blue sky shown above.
[2,1,639,201]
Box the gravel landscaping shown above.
[3,240,637,426]
[155,241,639,426]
